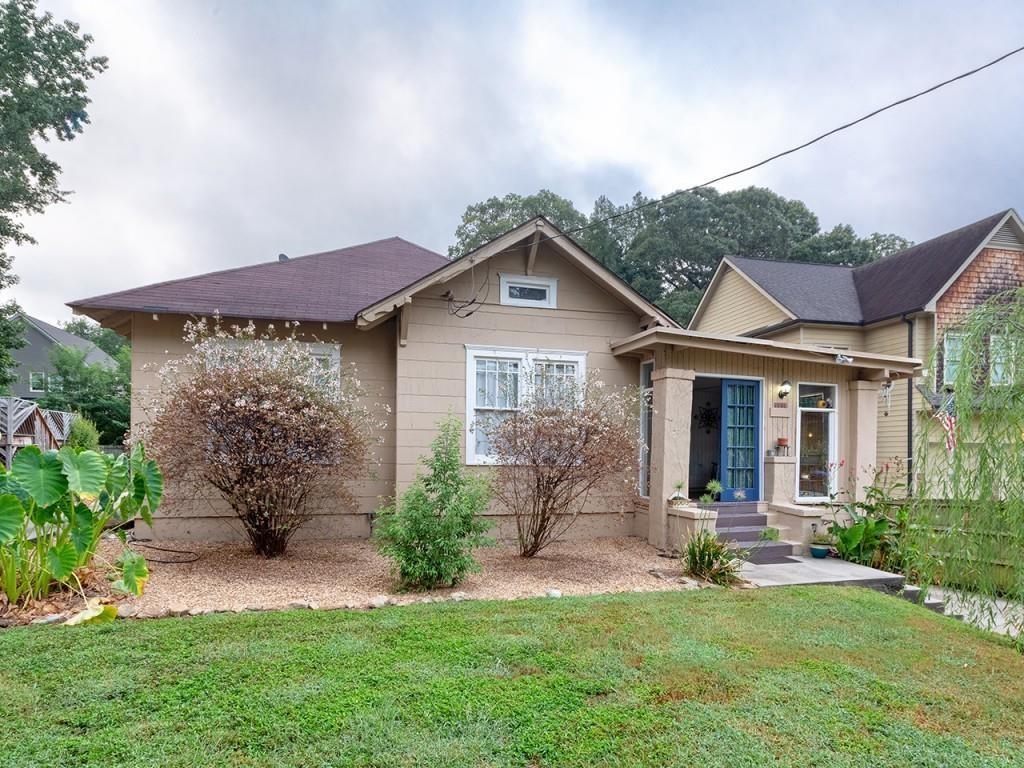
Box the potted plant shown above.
[776,436,789,448]
[669,481,688,509]
[809,529,833,558]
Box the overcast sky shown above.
[8,0,1023,325]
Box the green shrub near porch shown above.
[374,416,492,590]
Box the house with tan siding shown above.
[69,218,918,558]
[690,208,1024,490]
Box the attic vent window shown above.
[499,274,557,309]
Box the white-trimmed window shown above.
[465,345,586,464]
[943,333,965,386]
[213,339,342,393]
[499,274,557,309]
[796,383,837,502]
[990,334,1013,386]
[29,372,46,392]
[639,360,654,497]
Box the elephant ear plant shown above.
[0,443,163,625]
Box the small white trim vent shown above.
[989,220,1024,251]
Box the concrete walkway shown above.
[741,556,904,589]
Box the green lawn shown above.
[2,587,1023,767]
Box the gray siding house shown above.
[11,314,116,400]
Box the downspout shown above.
[902,314,914,493]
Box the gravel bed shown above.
[110,536,699,616]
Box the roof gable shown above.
[693,209,1020,329]
[853,209,1014,322]
[69,237,449,325]
[356,217,679,329]
[726,256,863,324]
[22,314,117,369]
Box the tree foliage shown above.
[912,289,1024,645]
[61,317,128,357]
[449,190,587,257]
[0,0,107,387]
[142,319,380,558]
[38,344,129,445]
[450,186,911,323]
[374,415,492,590]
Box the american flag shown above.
[937,406,957,453]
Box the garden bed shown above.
[112,536,701,617]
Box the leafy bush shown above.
[66,414,100,451]
[829,466,905,568]
[683,528,742,585]
[829,511,889,566]
[374,416,492,590]
[144,318,380,558]
[0,443,162,621]
[490,373,641,557]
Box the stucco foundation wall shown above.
[394,242,644,537]
[129,313,397,540]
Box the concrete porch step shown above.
[730,540,802,564]
[714,512,768,527]
[717,525,773,543]
[899,584,948,614]
[709,502,761,514]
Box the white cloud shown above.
[5,0,1022,326]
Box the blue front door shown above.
[720,379,760,502]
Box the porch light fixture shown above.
[778,380,792,399]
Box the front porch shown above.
[613,327,921,552]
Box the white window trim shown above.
[990,334,1013,386]
[942,332,965,387]
[498,273,558,309]
[464,345,586,465]
[639,360,654,498]
[216,338,342,368]
[28,372,46,393]
[794,381,839,504]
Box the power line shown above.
[458,41,1024,259]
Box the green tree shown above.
[61,317,127,357]
[0,0,107,386]
[38,345,129,445]
[449,189,587,257]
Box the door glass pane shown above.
[798,410,831,498]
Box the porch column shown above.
[648,367,695,549]
[847,379,881,501]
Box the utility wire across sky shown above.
[457,41,1024,259]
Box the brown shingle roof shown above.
[852,209,1010,323]
[724,210,1013,326]
[68,237,449,323]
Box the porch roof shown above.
[610,327,921,379]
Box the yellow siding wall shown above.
[129,313,396,540]
[691,267,790,335]
[862,319,913,469]
[395,242,644,538]
[799,325,865,349]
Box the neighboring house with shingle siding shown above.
[11,314,117,400]
[690,208,1024,486]
[68,218,917,555]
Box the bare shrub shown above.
[141,318,382,557]
[490,373,641,557]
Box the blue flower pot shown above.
[809,544,830,559]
